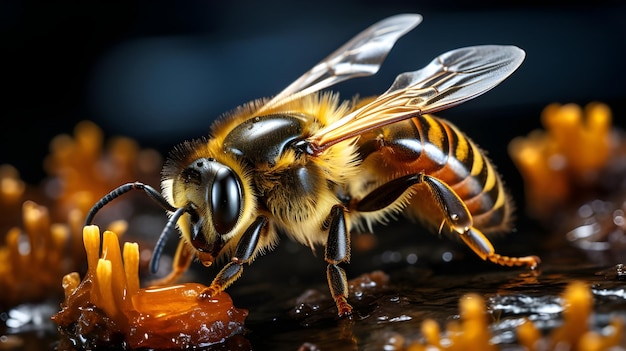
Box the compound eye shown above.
[211,167,242,234]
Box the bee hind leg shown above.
[325,205,353,317]
[200,216,268,298]
[416,175,541,270]
[355,173,422,212]
[356,173,472,233]
[355,173,540,270]
[460,227,541,269]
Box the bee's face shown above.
[176,157,244,263]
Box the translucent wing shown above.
[305,45,526,152]
[255,13,422,115]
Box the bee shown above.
[86,13,540,317]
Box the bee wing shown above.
[306,45,525,151]
[255,13,422,115]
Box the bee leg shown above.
[357,173,540,269]
[460,227,541,269]
[418,176,541,269]
[417,174,473,234]
[356,173,473,234]
[416,175,540,269]
[200,216,268,298]
[149,239,194,286]
[356,173,421,212]
[325,205,353,317]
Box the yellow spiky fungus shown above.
[402,281,623,351]
[1,120,160,308]
[517,281,623,351]
[508,102,613,219]
[52,226,248,350]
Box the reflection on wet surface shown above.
[2,219,626,350]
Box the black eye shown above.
[211,167,242,234]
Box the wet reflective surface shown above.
[0,213,626,350]
[3,215,625,350]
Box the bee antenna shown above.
[84,182,177,226]
[150,206,187,274]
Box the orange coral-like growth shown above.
[0,165,26,208]
[0,165,29,235]
[517,281,623,351]
[406,293,496,351]
[405,281,623,351]
[42,120,162,219]
[508,102,613,218]
[0,120,163,309]
[52,226,248,350]
[0,201,83,308]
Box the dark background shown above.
[2,4,626,348]
[2,0,626,203]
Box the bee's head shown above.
[161,139,247,267]
[179,157,244,262]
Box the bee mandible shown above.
[86,13,540,317]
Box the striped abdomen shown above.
[355,114,512,233]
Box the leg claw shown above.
[199,286,221,299]
[334,295,353,318]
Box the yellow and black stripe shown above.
[356,114,512,234]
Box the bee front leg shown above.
[324,204,353,317]
[200,216,268,298]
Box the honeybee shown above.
[86,13,540,317]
